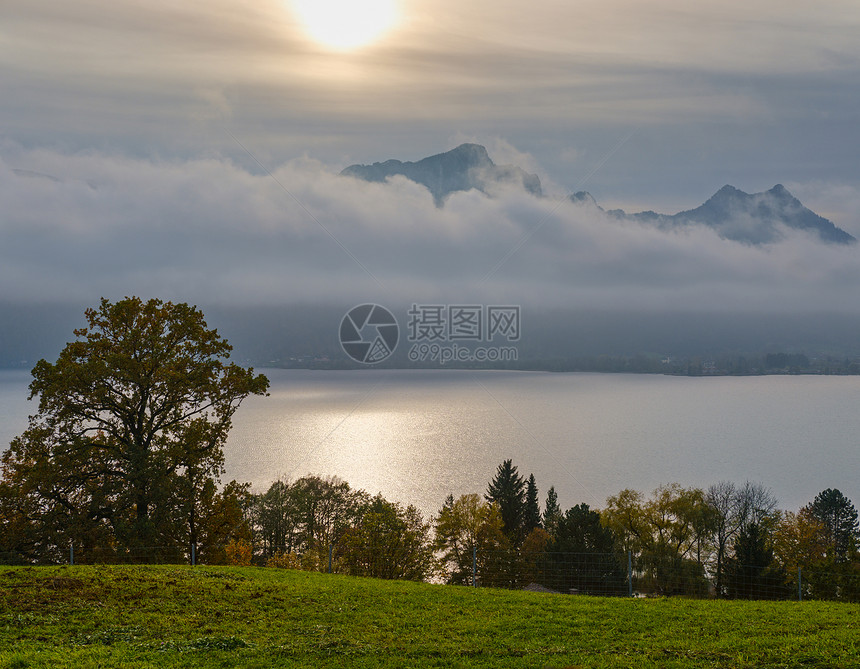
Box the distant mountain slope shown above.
[342,144,853,245]
[597,184,855,245]
[341,143,542,205]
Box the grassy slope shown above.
[0,565,858,668]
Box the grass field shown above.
[1,565,858,668]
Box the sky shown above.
[2,0,860,312]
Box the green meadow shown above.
[1,565,858,668]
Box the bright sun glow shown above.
[291,0,399,50]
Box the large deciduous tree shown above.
[338,495,435,581]
[434,493,509,585]
[0,297,268,562]
[773,507,828,574]
[706,480,778,596]
[603,484,717,596]
[250,475,370,569]
[604,484,716,560]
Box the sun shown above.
[291,0,399,50]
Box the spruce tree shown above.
[724,523,787,599]
[485,459,526,544]
[540,504,626,595]
[524,474,542,532]
[542,486,562,537]
[808,488,859,562]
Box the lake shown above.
[2,369,859,517]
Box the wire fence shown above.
[470,550,860,602]
[0,546,196,567]
[2,545,859,603]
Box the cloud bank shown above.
[2,146,860,315]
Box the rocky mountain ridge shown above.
[341,143,542,206]
[342,144,855,245]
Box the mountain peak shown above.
[711,183,795,204]
[674,184,854,244]
[570,191,596,204]
[447,143,492,163]
[593,184,854,245]
[767,183,795,200]
[706,185,746,204]
[341,144,542,205]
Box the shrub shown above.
[267,551,302,569]
[225,539,253,566]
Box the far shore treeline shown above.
[1,298,858,601]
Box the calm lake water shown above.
[2,369,859,517]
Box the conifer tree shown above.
[724,523,787,600]
[524,474,542,532]
[807,488,859,562]
[542,486,562,537]
[485,459,526,544]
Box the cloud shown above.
[4,1,859,138]
[3,145,860,316]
